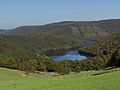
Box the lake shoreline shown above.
[44,40,96,58]
[50,50,87,61]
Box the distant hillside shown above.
[0,19,119,57]
[5,19,120,40]
[1,19,120,54]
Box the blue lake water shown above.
[51,51,87,61]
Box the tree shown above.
[109,48,120,67]
[74,65,81,73]
[56,60,71,75]
[18,59,37,76]
[6,57,17,69]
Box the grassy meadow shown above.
[0,67,120,90]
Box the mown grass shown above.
[0,68,120,90]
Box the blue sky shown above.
[0,0,120,29]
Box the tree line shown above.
[0,48,119,75]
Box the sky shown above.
[0,0,120,29]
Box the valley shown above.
[0,19,120,90]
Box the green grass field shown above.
[0,67,120,90]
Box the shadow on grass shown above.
[92,71,111,76]
[92,67,118,76]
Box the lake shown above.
[51,50,87,61]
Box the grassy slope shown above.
[0,68,120,90]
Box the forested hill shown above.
[79,32,120,56]
[1,19,120,56]
[5,19,120,40]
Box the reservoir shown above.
[51,50,87,61]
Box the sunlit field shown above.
[0,67,120,90]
